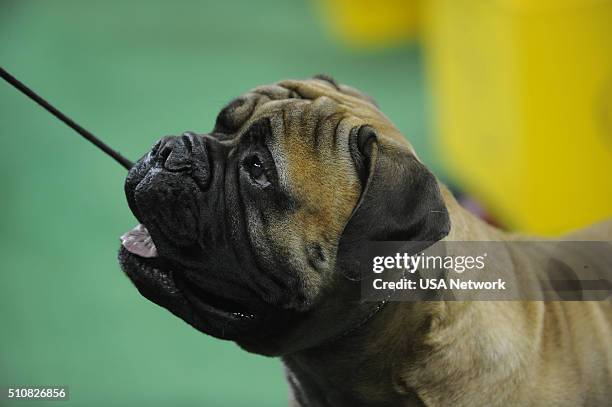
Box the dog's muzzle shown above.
[117,132,291,341]
[121,132,215,262]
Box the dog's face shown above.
[119,76,450,355]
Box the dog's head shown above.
[118,76,450,355]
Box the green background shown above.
[0,1,438,405]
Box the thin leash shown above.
[1,67,133,170]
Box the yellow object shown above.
[424,0,612,235]
[318,0,421,47]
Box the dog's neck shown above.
[282,186,526,406]
[282,300,429,406]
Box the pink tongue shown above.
[120,224,158,258]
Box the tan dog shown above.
[119,76,612,406]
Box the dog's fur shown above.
[119,76,612,406]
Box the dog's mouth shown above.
[120,224,158,258]
[174,272,257,320]
[119,224,259,336]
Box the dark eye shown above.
[243,155,269,186]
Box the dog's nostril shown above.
[151,136,173,158]
[151,140,162,156]
[159,137,193,172]
[159,144,173,164]
[181,133,194,154]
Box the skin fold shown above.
[119,76,612,406]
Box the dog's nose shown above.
[151,132,201,172]
[146,132,213,191]
[154,134,194,172]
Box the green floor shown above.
[0,1,437,405]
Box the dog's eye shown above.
[242,155,269,186]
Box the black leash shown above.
[1,66,133,170]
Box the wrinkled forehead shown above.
[214,77,375,135]
[213,77,412,154]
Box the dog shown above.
[118,75,612,406]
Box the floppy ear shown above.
[337,125,451,279]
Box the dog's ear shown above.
[337,125,451,279]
